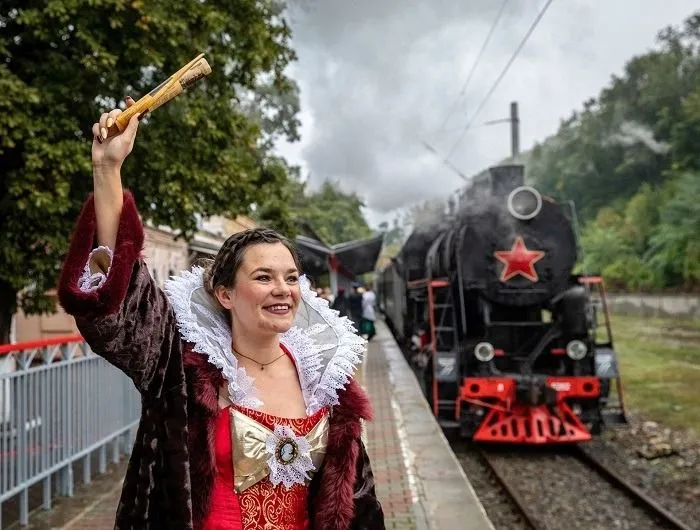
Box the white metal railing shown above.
[0,336,140,527]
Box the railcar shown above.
[378,164,627,444]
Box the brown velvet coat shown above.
[57,192,385,530]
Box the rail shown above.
[0,336,140,527]
[476,447,544,530]
[573,445,694,530]
[476,445,694,530]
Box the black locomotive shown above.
[378,164,627,444]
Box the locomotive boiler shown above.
[378,164,627,444]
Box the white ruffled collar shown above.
[163,268,367,416]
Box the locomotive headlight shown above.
[474,342,495,362]
[507,186,542,220]
[566,340,588,360]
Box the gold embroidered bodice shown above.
[230,405,329,492]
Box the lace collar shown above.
[163,268,367,416]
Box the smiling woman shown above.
[203,231,309,419]
[207,233,302,336]
[56,99,385,530]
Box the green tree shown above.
[647,172,700,289]
[290,179,373,245]
[670,87,700,171]
[0,0,300,343]
[527,13,700,221]
[578,185,660,290]
[378,216,405,246]
[525,10,700,291]
[375,216,405,267]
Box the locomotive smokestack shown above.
[489,164,525,197]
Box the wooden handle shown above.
[180,59,212,89]
[105,55,211,138]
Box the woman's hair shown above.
[202,228,301,298]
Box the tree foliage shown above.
[0,0,300,342]
[375,217,406,266]
[288,179,374,246]
[526,10,700,291]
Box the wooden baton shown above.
[106,53,212,138]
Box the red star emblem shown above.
[494,236,545,282]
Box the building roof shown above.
[186,213,384,279]
[295,233,385,278]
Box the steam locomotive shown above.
[377,164,627,444]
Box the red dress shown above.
[201,404,327,530]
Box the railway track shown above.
[455,442,697,530]
[571,445,694,530]
[474,447,544,530]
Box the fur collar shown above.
[57,191,144,318]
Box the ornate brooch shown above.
[265,425,315,489]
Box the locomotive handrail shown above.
[578,275,614,343]
[487,321,550,327]
[577,275,629,422]
[407,277,449,289]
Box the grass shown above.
[608,313,700,433]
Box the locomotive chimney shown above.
[488,164,525,197]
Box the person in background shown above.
[348,283,364,331]
[322,286,335,304]
[331,287,349,318]
[361,284,376,341]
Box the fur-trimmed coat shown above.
[57,192,385,530]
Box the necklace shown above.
[233,348,286,371]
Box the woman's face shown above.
[216,243,301,336]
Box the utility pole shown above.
[482,101,521,160]
[422,101,522,177]
[510,101,520,159]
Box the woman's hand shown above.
[91,96,142,175]
[90,96,143,248]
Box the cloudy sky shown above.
[275,0,698,227]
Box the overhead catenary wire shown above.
[434,0,511,135]
[419,115,516,182]
[445,0,556,161]
[420,140,470,181]
[418,120,508,182]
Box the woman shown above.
[58,98,385,529]
[360,285,376,342]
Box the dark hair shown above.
[203,228,301,298]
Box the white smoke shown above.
[607,121,670,154]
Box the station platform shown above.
[10,321,493,530]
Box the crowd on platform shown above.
[314,283,376,341]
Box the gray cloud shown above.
[277,0,698,225]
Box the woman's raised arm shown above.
[58,98,180,395]
[91,96,140,249]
